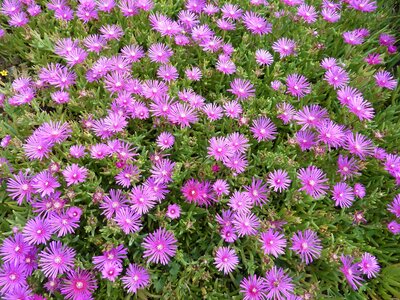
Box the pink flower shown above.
[62,164,88,186]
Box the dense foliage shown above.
[0,0,399,299]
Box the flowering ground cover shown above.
[0,0,399,299]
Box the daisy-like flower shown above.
[185,67,202,81]
[223,100,242,118]
[129,185,156,215]
[297,4,317,23]
[359,252,380,279]
[388,220,400,234]
[223,153,248,175]
[50,212,80,237]
[233,212,260,237]
[296,130,317,151]
[70,145,86,158]
[31,170,60,197]
[340,255,364,290]
[388,194,400,218]
[38,241,76,278]
[142,228,177,265]
[228,132,250,154]
[250,117,277,142]
[242,11,272,35]
[168,103,198,128]
[157,64,179,82]
[23,217,54,245]
[114,207,141,234]
[214,247,239,274]
[0,262,27,294]
[297,166,329,199]
[259,229,287,257]
[240,274,267,300]
[121,264,150,294]
[213,180,230,197]
[344,132,374,159]
[365,53,382,65]
[60,269,97,300]
[353,183,366,199]
[148,43,173,64]
[374,70,398,90]
[6,171,33,205]
[93,245,127,270]
[244,178,268,206]
[332,182,355,208]
[350,0,377,12]
[324,66,349,89]
[156,132,175,150]
[166,204,181,219]
[272,38,296,58]
[62,164,88,186]
[265,266,295,299]
[321,7,341,22]
[228,78,255,100]
[294,104,329,130]
[286,74,311,98]
[337,155,360,180]
[23,133,53,160]
[208,137,234,161]
[255,49,274,66]
[291,229,322,264]
[317,120,346,149]
[267,170,291,192]
[347,96,375,121]
[221,3,242,20]
[229,191,252,214]
[100,189,128,219]
[0,233,31,264]
[101,263,122,282]
[121,44,145,62]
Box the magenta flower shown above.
[233,212,260,237]
[250,117,277,142]
[62,164,88,186]
[142,228,177,265]
[294,104,329,130]
[166,204,181,219]
[354,183,366,199]
[291,229,322,264]
[168,103,198,128]
[388,194,400,218]
[244,178,268,206]
[221,3,242,19]
[223,153,248,175]
[114,207,141,234]
[272,38,297,58]
[38,241,76,278]
[297,166,329,199]
[185,67,202,81]
[359,252,380,279]
[0,233,31,264]
[6,171,33,205]
[259,229,287,257]
[148,43,173,64]
[317,120,346,148]
[340,255,364,290]
[344,132,374,159]
[216,57,236,75]
[101,263,122,282]
[267,170,291,192]
[214,246,239,274]
[121,264,150,294]
[100,189,128,219]
[208,137,234,161]
[350,0,377,12]
[23,217,54,245]
[337,155,360,180]
[286,74,311,98]
[324,66,349,89]
[374,70,398,90]
[242,11,272,35]
[60,269,97,300]
[31,171,60,197]
[50,212,80,237]
[388,220,400,234]
[92,245,127,270]
[229,191,252,214]
[332,182,355,208]
[240,274,267,300]
[265,266,295,299]
[228,78,255,100]
[255,49,273,66]
[0,262,27,294]
[296,130,317,151]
